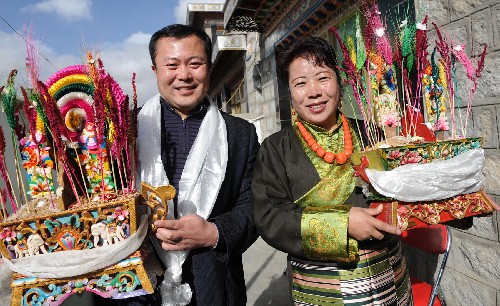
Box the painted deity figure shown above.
[371,63,400,138]
[78,122,114,194]
[422,63,449,134]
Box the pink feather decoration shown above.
[0,188,7,217]
[432,22,452,78]
[393,44,402,67]
[37,81,84,204]
[475,44,487,79]
[452,43,488,94]
[452,45,475,81]
[129,73,138,191]
[105,71,132,192]
[416,16,429,69]
[91,79,106,154]
[362,0,392,64]
[330,26,371,141]
[131,73,138,140]
[0,127,17,213]
[21,87,38,139]
[24,24,40,90]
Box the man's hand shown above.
[154,214,219,251]
[348,205,401,241]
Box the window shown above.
[228,79,244,114]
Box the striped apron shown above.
[291,236,413,306]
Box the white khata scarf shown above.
[138,93,228,305]
[365,148,484,201]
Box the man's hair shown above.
[149,24,213,69]
[276,36,341,88]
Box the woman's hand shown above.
[485,193,500,211]
[348,205,401,241]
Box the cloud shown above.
[0,31,30,85]
[0,29,155,107]
[0,30,80,89]
[99,33,157,106]
[174,0,224,24]
[22,0,92,22]
[125,32,151,45]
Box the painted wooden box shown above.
[1,183,174,306]
[351,137,482,171]
[350,138,494,229]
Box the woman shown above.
[252,36,412,305]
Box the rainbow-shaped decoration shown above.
[45,65,114,194]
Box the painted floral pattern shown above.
[400,151,422,165]
[382,138,481,170]
[0,200,134,259]
[0,227,16,242]
[389,191,495,230]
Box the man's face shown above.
[152,35,209,119]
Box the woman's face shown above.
[288,57,340,131]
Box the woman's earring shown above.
[291,106,297,123]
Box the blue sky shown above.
[0,0,222,104]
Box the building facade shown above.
[186,3,265,142]
[194,1,500,304]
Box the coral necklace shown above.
[296,114,353,165]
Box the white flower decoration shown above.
[375,28,385,37]
[416,23,427,30]
[356,28,362,38]
[56,187,64,197]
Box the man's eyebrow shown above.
[158,55,207,63]
[186,55,207,61]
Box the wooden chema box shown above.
[1,183,174,305]
[351,138,494,230]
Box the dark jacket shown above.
[183,112,260,305]
[105,111,260,306]
[252,124,367,258]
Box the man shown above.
[136,24,259,305]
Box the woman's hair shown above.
[149,24,212,69]
[276,36,341,88]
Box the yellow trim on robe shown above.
[294,116,362,262]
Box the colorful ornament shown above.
[296,115,353,165]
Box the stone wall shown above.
[405,1,500,305]
[245,32,282,139]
